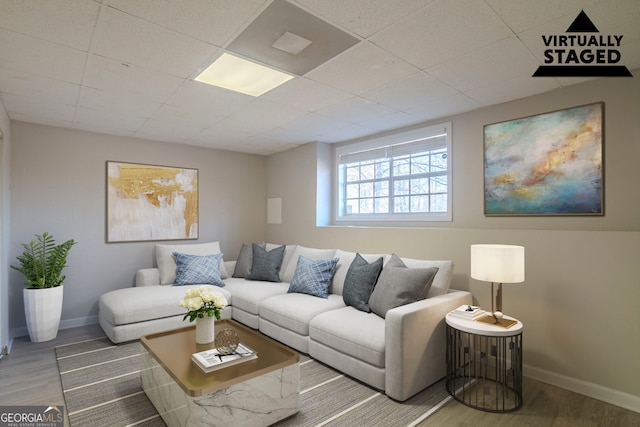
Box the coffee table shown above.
[140,319,300,427]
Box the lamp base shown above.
[476,314,518,328]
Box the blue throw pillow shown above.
[173,252,225,287]
[288,255,339,298]
[246,244,285,282]
[342,254,384,312]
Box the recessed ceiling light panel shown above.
[195,53,294,97]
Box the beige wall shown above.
[9,123,267,334]
[265,76,640,406]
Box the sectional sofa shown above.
[98,241,471,401]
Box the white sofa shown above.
[98,242,471,401]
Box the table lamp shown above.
[470,244,524,327]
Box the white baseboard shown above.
[60,315,98,330]
[10,315,99,342]
[524,364,640,414]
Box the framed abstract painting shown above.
[106,161,199,242]
[483,102,603,216]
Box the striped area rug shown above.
[55,337,451,427]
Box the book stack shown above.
[449,305,485,321]
[192,343,258,373]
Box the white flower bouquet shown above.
[179,285,228,322]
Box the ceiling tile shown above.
[78,86,162,118]
[166,80,253,118]
[0,67,80,105]
[370,0,514,69]
[0,0,99,50]
[426,37,540,92]
[306,42,416,94]
[228,98,309,131]
[281,112,352,137]
[485,0,608,34]
[363,72,460,111]
[0,29,87,84]
[149,103,225,129]
[136,118,203,143]
[260,77,352,112]
[318,123,379,143]
[316,97,399,124]
[107,0,267,46]
[91,6,218,78]
[73,106,146,136]
[0,1,634,155]
[465,75,561,106]
[357,110,420,132]
[298,0,434,38]
[1,93,75,122]
[83,55,184,103]
[403,92,482,121]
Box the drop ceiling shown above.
[0,0,638,155]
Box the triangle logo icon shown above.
[566,10,599,33]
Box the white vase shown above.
[195,316,215,344]
[23,285,64,342]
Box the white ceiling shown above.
[0,0,638,155]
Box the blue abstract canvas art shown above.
[484,102,603,215]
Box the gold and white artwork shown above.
[107,162,198,242]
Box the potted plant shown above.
[11,232,76,342]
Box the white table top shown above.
[445,311,523,336]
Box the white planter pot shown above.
[23,285,64,342]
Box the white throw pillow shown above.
[156,241,227,285]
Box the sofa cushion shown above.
[156,242,228,285]
[173,253,225,287]
[342,254,383,312]
[232,243,266,278]
[280,246,337,283]
[309,307,385,368]
[222,277,288,315]
[369,254,439,318]
[246,244,285,282]
[288,256,339,299]
[259,293,345,336]
[99,284,232,326]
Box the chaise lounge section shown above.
[98,241,471,401]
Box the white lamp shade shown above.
[470,244,525,283]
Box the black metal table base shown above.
[446,324,523,412]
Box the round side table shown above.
[445,312,523,412]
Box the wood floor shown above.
[1,324,638,427]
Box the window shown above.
[335,123,452,223]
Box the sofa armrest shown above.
[135,268,161,287]
[384,289,472,401]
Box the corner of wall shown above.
[316,142,332,226]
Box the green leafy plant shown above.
[11,232,76,289]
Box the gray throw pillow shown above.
[246,244,285,282]
[369,254,439,318]
[342,254,383,312]
[233,243,266,278]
